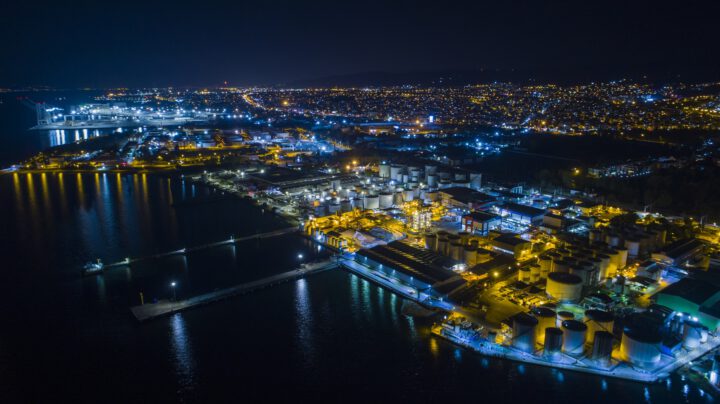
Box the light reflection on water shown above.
[294,278,315,368]
[170,313,196,394]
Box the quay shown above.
[102,227,298,271]
[131,258,338,322]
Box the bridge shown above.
[130,258,338,322]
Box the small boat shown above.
[82,259,104,276]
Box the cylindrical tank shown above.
[615,247,628,269]
[553,259,570,273]
[450,242,463,261]
[535,307,557,344]
[340,199,352,212]
[425,165,437,176]
[605,233,621,247]
[530,264,541,283]
[378,163,390,178]
[512,313,538,353]
[425,233,438,251]
[683,320,704,349]
[561,320,587,355]
[426,174,438,187]
[569,266,590,286]
[597,254,610,280]
[620,327,662,368]
[584,310,614,345]
[437,237,449,256]
[557,311,574,327]
[470,173,482,189]
[539,255,552,275]
[544,327,564,358]
[409,167,422,178]
[463,246,477,267]
[390,165,403,180]
[379,193,393,209]
[589,229,603,244]
[403,189,414,202]
[363,194,379,210]
[328,203,341,214]
[519,267,531,283]
[591,331,614,365]
[624,239,640,258]
[546,272,583,302]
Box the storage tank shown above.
[340,199,352,212]
[561,320,587,355]
[597,254,610,280]
[379,193,393,209]
[351,197,362,209]
[546,272,583,302]
[390,165,403,180]
[620,327,662,368]
[529,264,541,283]
[584,310,614,344]
[544,327,564,358]
[569,266,590,286]
[463,246,477,267]
[425,233,438,251]
[403,189,414,202]
[518,267,531,283]
[328,203,341,214]
[605,233,621,247]
[539,255,552,279]
[535,307,557,344]
[512,313,538,353]
[363,194,379,210]
[450,242,463,261]
[437,237,449,256]
[683,320,705,349]
[457,231,470,245]
[470,173,482,190]
[378,163,391,178]
[409,167,422,179]
[426,174,438,187]
[615,247,628,269]
[424,165,437,176]
[624,239,640,258]
[557,311,574,327]
[589,229,603,244]
[553,259,570,273]
[591,331,614,366]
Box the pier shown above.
[131,258,338,322]
[101,226,298,271]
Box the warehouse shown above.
[497,202,546,226]
[438,187,496,210]
[655,278,720,330]
[355,241,467,298]
[462,211,501,236]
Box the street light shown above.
[171,281,177,301]
[297,253,304,260]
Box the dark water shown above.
[0,93,714,403]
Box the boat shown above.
[82,259,104,276]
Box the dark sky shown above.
[1,0,718,87]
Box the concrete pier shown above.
[130,258,337,322]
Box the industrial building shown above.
[655,278,720,330]
[355,241,468,299]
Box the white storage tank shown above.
[425,233,438,251]
[624,239,640,258]
[620,327,662,368]
[378,163,391,178]
[390,165,403,180]
[530,264,541,283]
[512,313,538,353]
[424,165,437,176]
[561,320,587,355]
[363,194,379,210]
[403,189,414,202]
[328,203,341,214]
[379,193,393,209]
[535,307,557,344]
[426,174,438,187]
[615,247,628,269]
[450,242,463,261]
[557,311,574,328]
[463,246,477,267]
[683,320,705,349]
[518,267,531,283]
[544,327,564,358]
[546,272,583,302]
[591,331,614,366]
[584,310,614,345]
[469,173,482,189]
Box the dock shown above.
[130,258,338,322]
[103,226,298,270]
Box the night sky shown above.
[1,0,718,87]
